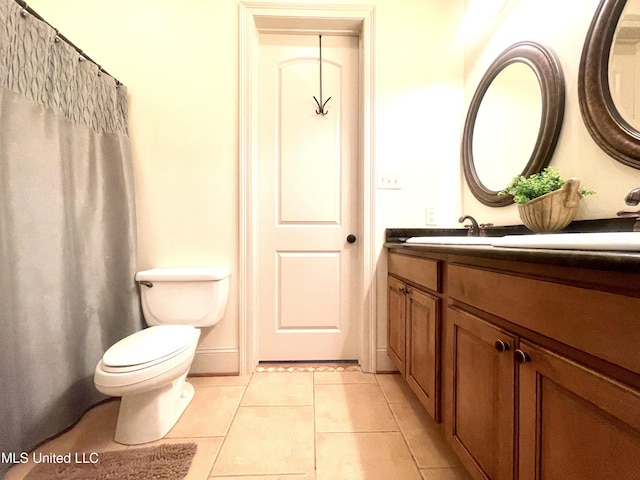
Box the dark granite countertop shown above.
[385,218,640,273]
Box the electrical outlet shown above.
[377,171,401,189]
[425,207,437,226]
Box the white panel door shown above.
[258,33,359,361]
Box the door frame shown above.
[239,2,376,374]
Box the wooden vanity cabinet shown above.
[446,261,640,480]
[448,307,516,480]
[388,248,640,480]
[449,303,640,480]
[387,252,440,421]
[387,276,407,375]
[406,287,439,419]
[517,341,640,480]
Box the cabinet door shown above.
[406,287,439,421]
[449,307,516,480]
[387,276,406,375]
[518,341,640,480]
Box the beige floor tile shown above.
[188,375,251,387]
[376,373,417,403]
[59,400,126,452]
[390,400,462,468]
[142,436,223,480]
[212,406,314,476]
[3,461,31,480]
[212,475,315,479]
[166,386,245,438]
[420,467,473,480]
[315,383,398,433]
[5,371,473,480]
[314,371,376,384]
[4,462,31,480]
[316,432,422,480]
[241,372,313,406]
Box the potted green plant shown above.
[499,167,595,233]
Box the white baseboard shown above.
[190,347,239,375]
[376,348,399,373]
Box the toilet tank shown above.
[135,268,230,327]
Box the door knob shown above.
[346,234,357,244]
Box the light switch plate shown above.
[377,171,401,189]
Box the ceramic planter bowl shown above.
[517,178,582,233]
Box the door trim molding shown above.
[239,2,376,374]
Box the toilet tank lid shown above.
[103,325,196,368]
[135,267,230,281]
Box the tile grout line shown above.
[206,373,253,479]
[376,375,424,477]
[312,371,318,480]
[387,400,424,475]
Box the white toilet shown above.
[94,267,230,445]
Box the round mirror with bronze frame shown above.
[462,41,565,206]
[579,0,640,169]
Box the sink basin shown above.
[492,231,640,251]
[405,232,640,251]
[406,236,496,245]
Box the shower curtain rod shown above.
[13,0,122,86]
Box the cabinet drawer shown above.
[448,264,640,375]
[389,252,439,292]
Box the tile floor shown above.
[4,369,471,480]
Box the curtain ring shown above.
[20,9,28,18]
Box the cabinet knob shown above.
[346,234,357,244]
[494,340,511,353]
[514,349,531,364]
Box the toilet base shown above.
[114,372,194,445]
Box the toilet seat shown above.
[94,326,199,391]
[102,325,196,373]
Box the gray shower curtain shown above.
[0,0,141,471]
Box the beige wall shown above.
[372,1,464,368]
[462,0,640,225]
[28,0,632,374]
[30,0,243,372]
[28,0,465,373]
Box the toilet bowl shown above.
[94,267,230,445]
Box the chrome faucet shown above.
[616,188,640,232]
[459,215,480,236]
